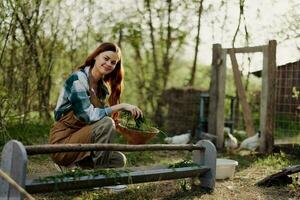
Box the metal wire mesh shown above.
[275,60,300,144]
[161,87,235,137]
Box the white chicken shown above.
[224,127,238,150]
[239,131,261,151]
[164,133,191,144]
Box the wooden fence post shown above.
[192,140,216,190]
[0,140,28,200]
[208,44,226,149]
[260,40,276,153]
[228,49,255,136]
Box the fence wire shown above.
[275,60,300,144]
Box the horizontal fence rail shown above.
[224,45,266,53]
[25,143,205,155]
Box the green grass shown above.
[0,122,52,148]
[223,151,300,172]
[255,152,290,169]
[32,151,300,200]
[125,151,155,166]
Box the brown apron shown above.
[49,111,92,166]
[49,68,108,166]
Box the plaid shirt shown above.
[54,66,112,123]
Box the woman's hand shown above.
[121,103,143,119]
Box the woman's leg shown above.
[51,125,92,167]
[91,117,126,168]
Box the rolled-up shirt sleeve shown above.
[68,77,111,123]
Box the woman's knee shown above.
[102,117,115,128]
[93,117,115,131]
[91,117,116,143]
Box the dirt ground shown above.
[26,150,300,200]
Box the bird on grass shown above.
[164,132,191,144]
[224,127,238,150]
[239,131,261,151]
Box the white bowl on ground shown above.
[216,158,238,180]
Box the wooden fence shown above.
[0,140,216,199]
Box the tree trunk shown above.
[145,0,161,119]
[188,0,204,86]
[154,0,173,126]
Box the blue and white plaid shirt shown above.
[54,66,112,123]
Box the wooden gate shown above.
[208,40,276,153]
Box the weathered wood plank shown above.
[225,45,266,53]
[193,140,216,189]
[229,49,255,136]
[260,40,276,153]
[0,140,28,200]
[25,144,204,155]
[26,166,209,193]
[216,49,227,148]
[208,44,221,140]
[260,45,268,151]
[208,44,226,149]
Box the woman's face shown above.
[94,51,120,75]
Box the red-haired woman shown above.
[49,42,142,170]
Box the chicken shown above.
[164,133,191,144]
[224,127,238,150]
[239,131,261,151]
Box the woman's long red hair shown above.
[77,42,124,119]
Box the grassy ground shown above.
[2,122,300,199]
[27,150,300,200]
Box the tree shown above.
[188,0,204,86]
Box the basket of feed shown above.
[116,111,159,145]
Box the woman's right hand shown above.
[121,103,143,119]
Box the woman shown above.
[49,42,143,169]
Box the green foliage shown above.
[38,168,131,183]
[232,129,248,142]
[168,160,200,168]
[292,86,300,99]
[227,151,300,171]
[125,152,155,166]
[0,122,51,147]
[255,152,290,169]
[119,111,156,132]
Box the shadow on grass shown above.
[59,181,207,200]
[79,183,164,200]
[162,187,211,200]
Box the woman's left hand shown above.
[121,103,143,119]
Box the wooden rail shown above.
[224,45,266,53]
[25,143,205,155]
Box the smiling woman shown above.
[49,42,143,170]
